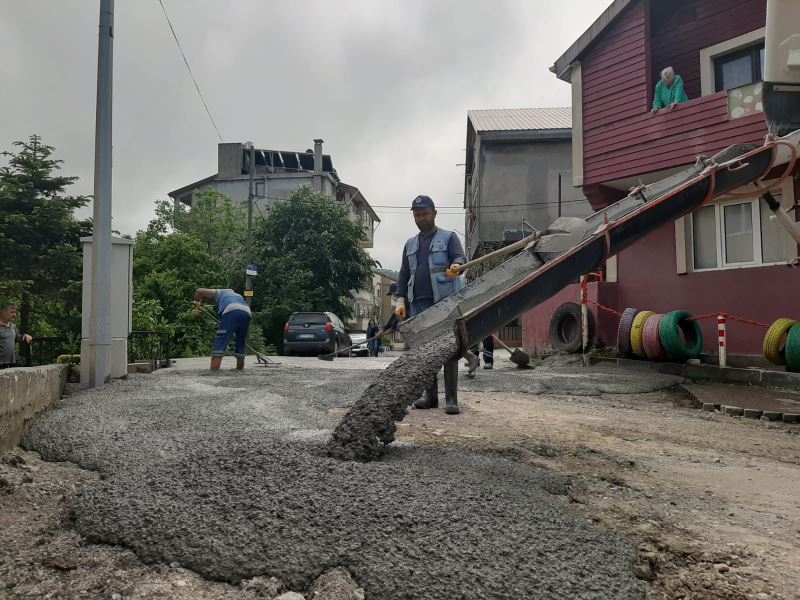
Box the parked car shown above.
[348,332,370,357]
[283,312,351,356]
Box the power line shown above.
[157,0,223,142]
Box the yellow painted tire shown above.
[763,317,797,365]
[630,311,656,358]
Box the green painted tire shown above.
[658,310,704,362]
[763,318,797,365]
[784,324,800,372]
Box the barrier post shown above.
[580,275,589,366]
[718,314,727,368]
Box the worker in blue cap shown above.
[395,195,466,414]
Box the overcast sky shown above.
[1,0,605,271]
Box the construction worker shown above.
[395,195,466,414]
[193,288,252,370]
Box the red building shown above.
[522,0,800,359]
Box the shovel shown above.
[318,332,384,361]
[491,334,531,367]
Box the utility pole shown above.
[89,0,114,387]
[245,142,254,305]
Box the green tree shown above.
[132,230,226,357]
[146,189,246,287]
[0,135,90,335]
[251,186,375,349]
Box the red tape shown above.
[579,302,770,328]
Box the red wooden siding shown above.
[580,0,768,197]
[651,0,766,100]
[581,2,649,136]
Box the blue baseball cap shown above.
[387,282,398,296]
[410,195,435,210]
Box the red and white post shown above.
[718,314,727,368]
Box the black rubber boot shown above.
[413,374,438,409]
[443,359,460,415]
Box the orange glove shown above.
[193,300,202,314]
[446,263,462,278]
[395,305,407,320]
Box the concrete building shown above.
[349,268,397,333]
[463,108,591,344]
[168,139,379,248]
[464,108,590,261]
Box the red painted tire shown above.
[642,313,667,361]
[616,308,639,355]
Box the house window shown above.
[691,196,790,270]
[714,43,765,92]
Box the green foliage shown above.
[0,135,90,336]
[146,189,246,288]
[251,186,375,350]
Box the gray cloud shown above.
[0,0,605,270]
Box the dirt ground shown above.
[395,387,800,600]
[2,377,800,599]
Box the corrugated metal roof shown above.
[467,107,572,132]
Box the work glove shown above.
[446,263,462,278]
[193,300,201,314]
[395,305,407,320]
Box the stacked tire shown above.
[763,318,800,372]
[617,308,703,362]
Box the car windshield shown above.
[290,313,329,326]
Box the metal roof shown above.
[467,107,572,133]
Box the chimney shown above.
[313,138,324,192]
[218,142,245,178]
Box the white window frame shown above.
[688,191,793,272]
[700,28,765,96]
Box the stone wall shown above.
[0,365,68,450]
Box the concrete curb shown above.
[0,365,68,450]
[589,356,800,391]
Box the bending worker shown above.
[193,288,252,370]
[395,194,465,415]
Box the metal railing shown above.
[20,337,77,367]
[128,330,171,369]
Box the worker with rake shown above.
[193,288,252,371]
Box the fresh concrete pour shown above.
[21,362,681,599]
[328,333,459,461]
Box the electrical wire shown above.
[157,0,224,142]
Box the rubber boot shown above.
[465,351,480,379]
[443,359,460,415]
[210,357,222,370]
[413,375,438,409]
[236,356,245,370]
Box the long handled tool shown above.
[447,231,541,277]
[491,334,531,368]
[196,304,278,367]
[318,332,383,361]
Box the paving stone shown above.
[743,409,763,419]
[702,403,716,412]
[723,405,744,417]
[762,411,784,421]
[781,413,800,423]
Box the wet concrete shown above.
[328,333,459,461]
[23,366,646,599]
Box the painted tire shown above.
[642,314,668,361]
[616,308,639,355]
[784,324,800,372]
[549,302,594,354]
[630,311,656,358]
[763,318,797,365]
[658,310,703,361]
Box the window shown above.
[691,196,790,270]
[714,43,765,92]
[254,181,265,198]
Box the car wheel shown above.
[332,340,339,356]
[338,339,350,357]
